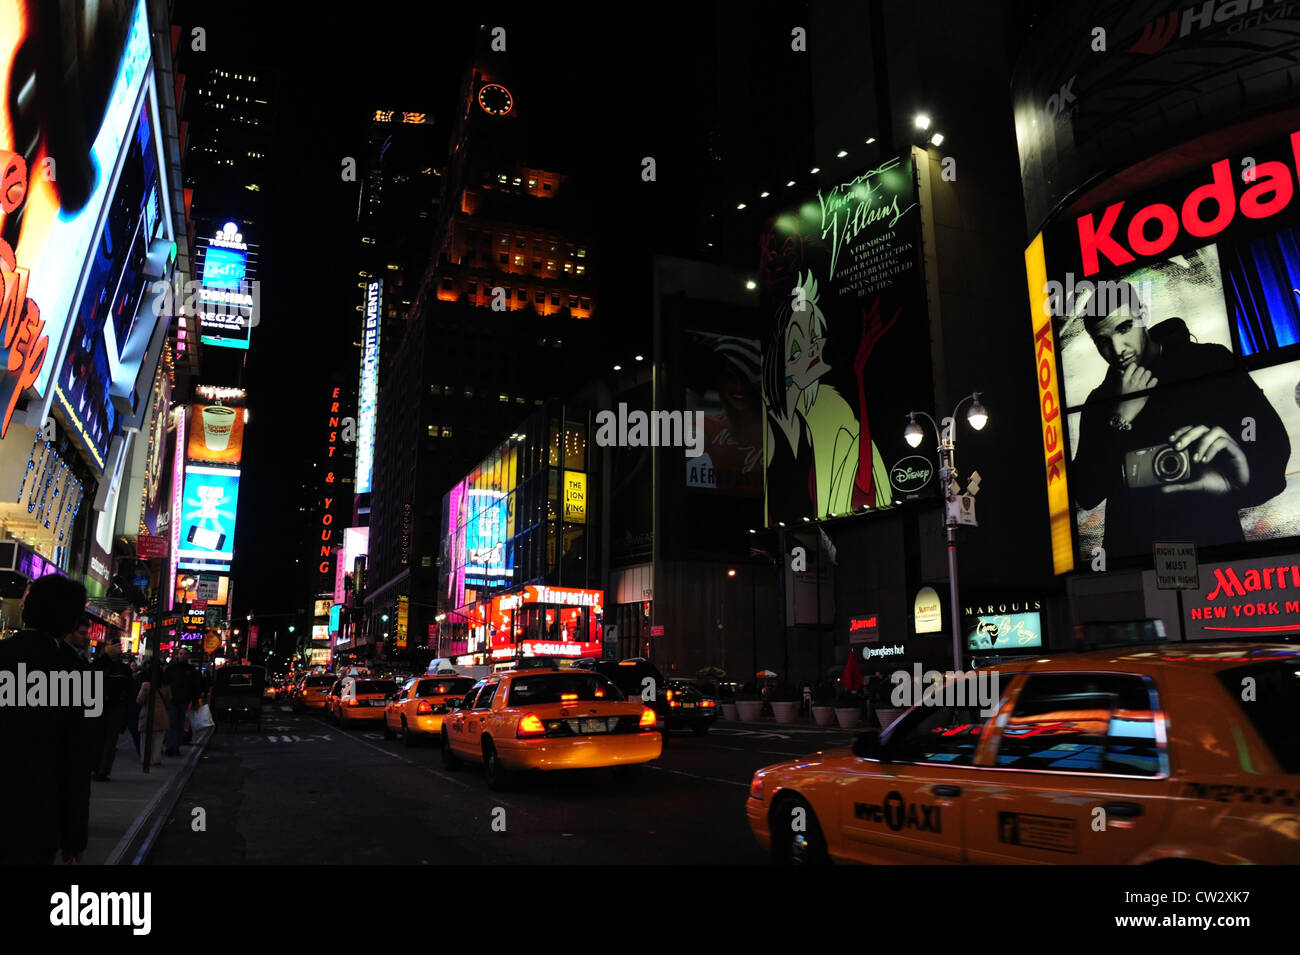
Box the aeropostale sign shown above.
[1182,553,1300,639]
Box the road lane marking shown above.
[647,765,747,788]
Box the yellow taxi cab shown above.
[293,674,336,713]
[331,676,399,727]
[384,675,476,746]
[440,667,661,789]
[747,643,1300,864]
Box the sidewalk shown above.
[60,726,214,866]
[711,714,883,734]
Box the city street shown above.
[150,705,853,864]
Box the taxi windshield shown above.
[507,674,625,706]
[306,677,334,688]
[356,681,397,696]
[418,678,474,697]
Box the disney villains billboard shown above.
[760,153,937,525]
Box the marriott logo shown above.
[1205,563,1300,601]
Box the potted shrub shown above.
[834,689,863,729]
[769,682,800,724]
[869,673,906,730]
[812,683,837,726]
[734,685,764,722]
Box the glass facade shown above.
[437,402,599,663]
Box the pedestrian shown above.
[0,574,90,865]
[125,663,144,755]
[93,638,134,780]
[163,648,201,755]
[137,679,171,766]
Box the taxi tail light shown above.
[701,700,716,708]
[347,699,361,707]
[416,700,433,715]
[748,772,764,801]
[639,707,657,729]
[517,713,546,737]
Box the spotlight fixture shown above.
[967,394,989,430]
[737,202,747,210]
[865,137,876,144]
[786,179,796,187]
[930,132,944,147]
[810,166,820,174]
[760,191,770,198]
[914,114,932,130]
[904,414,925,448]
[745,279,757,290]
[634,354,644,361]
[613,364,622,371]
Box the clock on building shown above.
[477,83,513,116]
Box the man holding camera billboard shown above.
[1070,281,1290,556]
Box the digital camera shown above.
[1124,443,1193,488]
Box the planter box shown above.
[770,701,800,723]
[834,707,861,729]
[736,700,765,722]
[720,703,739,721]
[812,706,836,726]
[874,708,907,731]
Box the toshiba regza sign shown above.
[1031,126,1300,569]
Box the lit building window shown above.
[563,263,573,274]
[577,248,587,258]
[514,255,524,266]
[576,265,585,275]
[547,261,556,272]
[499,394,509,402]
[442,427,453,437]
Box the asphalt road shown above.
[148,704,857,864]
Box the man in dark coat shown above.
[57,616,95,862]
[163,648,202,755]
[0,575,89,864]
[92,638,134,780]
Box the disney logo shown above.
[890,456,934,493]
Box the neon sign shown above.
[0,151,49,437]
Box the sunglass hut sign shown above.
[1183,554,1300,638]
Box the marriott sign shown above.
[1183,553,1300,639]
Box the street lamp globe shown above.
[288,625,295,634]
[967,395,989,431]
[904,414,925,448]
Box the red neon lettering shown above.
[1077,202,1134,276]
[1206,568,1247,601]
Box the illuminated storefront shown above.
[437,401,601,664]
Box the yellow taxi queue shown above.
[747,643,1300,865]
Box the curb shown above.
[105,726,215,865]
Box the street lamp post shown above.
[904,392,988,673]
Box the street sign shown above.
[1154,541,1199,590]
[196,575,220,600]
[136,534,168,559]
[947,495,978,527]
[191,598,208,611]
[204,633,221,653]
[650,625,664,637]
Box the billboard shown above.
[464,488,511,581]
[187,403,244,465]
[176,466,240,562]
[0,0,154,427]
[355,280,381,493]
[1038,127,1300,567]
[683,331,763,494]
[196,223,257,350]
[966,611,1044,651]
[758,153,936,525]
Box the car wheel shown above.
[383,719,397,740]
[441,729,462,770]
[483,740,513,791]
[692,724,710,737]
[771,796,830,866]
[403,718,417,747]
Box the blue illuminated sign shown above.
[464,489,511,580]
[202,247,247,290]
[177,466,241,562]
[355,281,381,493]
[329,604,341,635]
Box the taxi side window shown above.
[995,673,1164,776]
[460,686,482,710]
[886,705,988,766]
[474,682,500,709]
